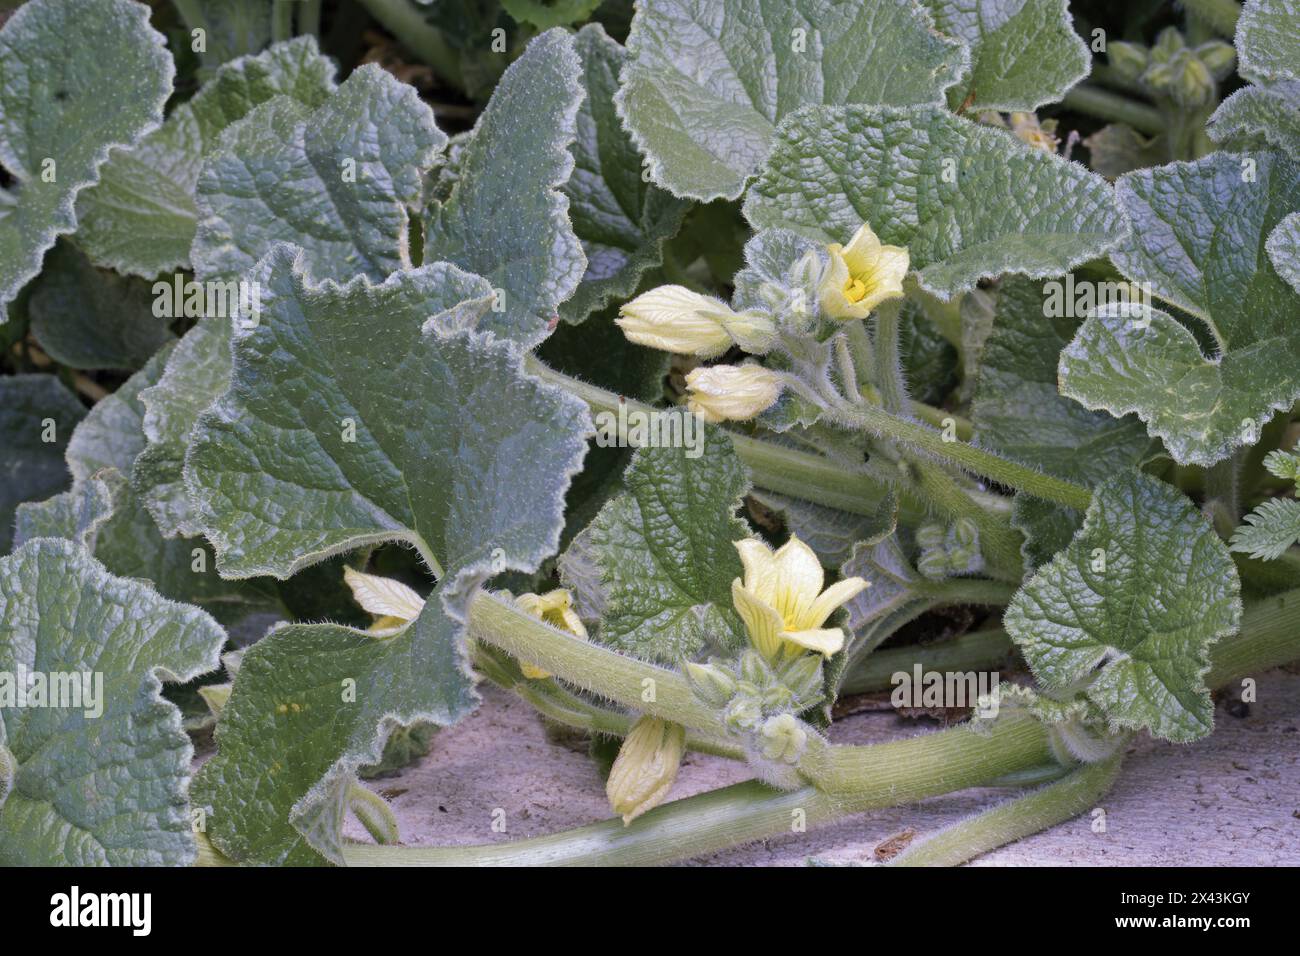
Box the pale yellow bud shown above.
[817,222,909,320]
[606,716,686,825]
[616,286,737,357]
[514,589,588,679]
[684,364,783,423]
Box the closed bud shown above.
[946,546,974,570]
[685,364,783,423]
[739,648,774,687]
[917,549,949,580]
[1151,26,1185,63]
[724,692,764,732]
[1195,41,1236,80]
[1107,41,1149,81]
[953,516,979,548]
[761,683,794,710]
[616,286,736,358]
[916,523,946,549]
[720,311,778,354]
[1172,56,1215,108]
[758,713,808,764]
[684,660,736,706]
[606,717,686,825]
[1141,61,1174,92]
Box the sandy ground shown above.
[336,667,1300,865]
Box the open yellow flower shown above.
[730,536,868,660]
[514,589,588,679]
[684,363,782,423]
[818,222,909,320]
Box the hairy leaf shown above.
[1059,152,1300,466]
[1237,0,1300,84]
[1005,471,1241,742]
[615,0,966,201]
[0,538,224,865]
[75,37,336,278]
[576,419,750,662]
[744,106,1125,298]
[1268,211,1300,295]
[1230,497,1300,560]
[0,0,171,320]
[423,29,586,347]
[921,0,1089,111]
[561,25,690,325]
[1207,81,1300,155]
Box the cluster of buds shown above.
[915,516,983,580]
[686,648,826,730]
[1109,28,1235,109]
[615,222,909,424]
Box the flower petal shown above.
[771,536,824,622]
[781,627,845,657]
[799,576,869,630]
[841,222,883,274]
[734,538,777,601]
[344,566,425,622]
[732,579,785,660]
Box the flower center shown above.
[844,277,869,303]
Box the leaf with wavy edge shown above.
[744,106,1126,298]
[0,374,85,553]
[615,0,966,201]
[1237,0,1300,84]
[1268,211,1300,295]
[0,0,172,321]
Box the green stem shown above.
[355,0,466,91]
[889,753,1124,866]
[525,357,925,521]
[298,0,322,36]
[348,782,401,845]
[841,629,1015,695]
[1204,452,1242,539]
[1206,587,1300,688]
[1062,84,1165,135]
[908,401,973,440]
[822,401,1094,511]
[271,0,294,42]
[872,302,910,417]
[914,577,1019,607]
[1180,0,1242,37]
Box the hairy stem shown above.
[889,753,1124,866]
[356,0,466,91]
[271,0,294,42]
[1062,84,1165,135]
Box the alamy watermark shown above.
[594,402,705,459]
[0,664,103,718]
[1042,275,1153,324]
[153,274,262,328]
[890,665,1000,717]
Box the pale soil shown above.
[338,669,1300,865]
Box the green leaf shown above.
[1237,0,1300,84]
[133,320,235,538]
[27,242,173,369]
[14,471,115,552]
[615,0,967,201]
[1268,211,1300,295]
[0,538,225,865]
[560,25,690,325]
[921,0,1089,111]
[749,491,896,569]
[75,37,336,279]
[574,418,750,662]
[1083,123,1168,178]
[1005,471,1241,742]
[0,0,172,319]
[841,534,920,642]
[1230,497,1300,560]
[194,63,442,283]
[973,275,1154,567]
[501,0,604,29]
[744,106,1126,298]
[187,246,589,863]
[423,29,586,347]
[1059,152,1300,466]
[1207,81,1300,155]
[0,374,85,553]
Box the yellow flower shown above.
[1009,112,1059,153]
[343,566,425,635]
[606,716,686,825]
[730,536,868,660]
[514,589,588,679]
[616,286,737,357]
[684,363,782,423]
[818,222,909,320]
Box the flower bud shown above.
[720,311,778,354]
[758,713,808,763]
[1195,40,1236,80]
[685,364,783,423]
[606,717,686,825]
[953,516,979,549]
[738,648,774,687]
[917,549,950,581]
[1141,61,1174,92]
[724,692,764,732]
[1151,26,1185,63]
[1172,56,1215,108]
[761,683,794,710]
[779,653,825,705]
[684,660,736,707]
[616,286,736,358]
[916,523,946,549]
[1107,41,1149,82]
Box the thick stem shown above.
[841,628,1015,695]
[872,302,910,417]
[1206,587,1300,688]
[1204,452,1242,539]
[823,401,1094,511]
[298,0,323,36]
[525,356,926,521]
[889,753,1124,866]
[356,0,466,91]
[271,0,294,42]
[348,782,401,845]
[1062,84,1165,135]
